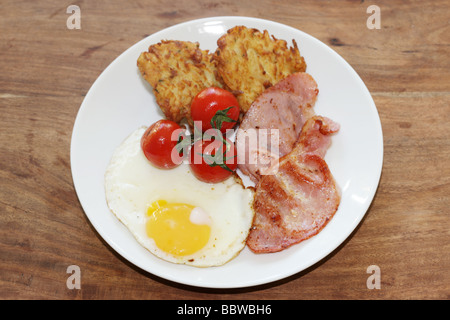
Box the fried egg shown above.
[104,126,254,267]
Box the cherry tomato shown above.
[189,136,237,183]
[141,119,184,169]
[191,87,240,133]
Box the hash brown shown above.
[137,40,223,124]
[213,26,306,112]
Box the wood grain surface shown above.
[1,0,449,300]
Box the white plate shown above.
[70,16,383,289]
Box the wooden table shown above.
[1,0,449,300]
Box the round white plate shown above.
[71,16,383,289]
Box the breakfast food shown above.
[105,127,254,267]
[236,72,318,183]
[246,116,341,253]
[213,26,307,113]
[105,24,342,267]
[137,40,223,125]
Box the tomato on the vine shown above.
[191,87,240,133]
[141,119,184,169]
[189,136,237,184]
[141,87,240,182]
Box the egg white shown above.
[104,126,255,267]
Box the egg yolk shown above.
[146,200,211,256]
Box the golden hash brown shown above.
[137,40,223,124]
[213,26,306,112]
